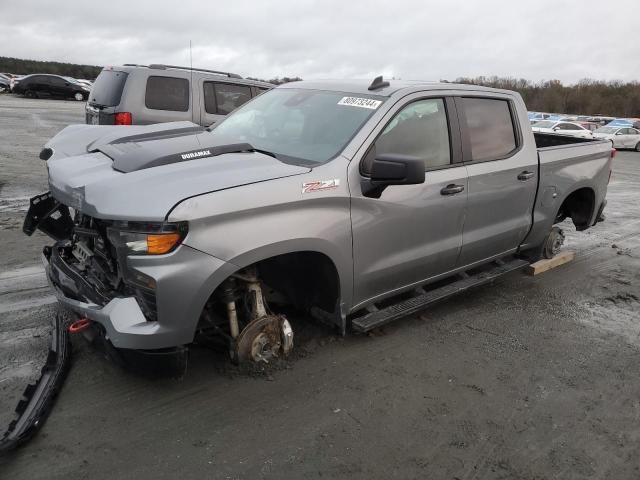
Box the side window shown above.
[459,97,517,161]
[363,98,451,174]
[254,87,270,96]
[631,129,640,135]
[204,82,252,115]
[561,123,581,130]
[145,76,189,112]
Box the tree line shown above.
[0,56,102,80]
[452,76,640,118]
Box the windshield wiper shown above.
[204,143,279,159]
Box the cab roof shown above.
[278,78,517,98]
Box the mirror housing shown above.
[361,153,425,198]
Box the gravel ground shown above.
[0,95,639,479]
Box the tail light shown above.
[114,112,132,125]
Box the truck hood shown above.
[44,123,311,221]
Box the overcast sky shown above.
[2,0,639,83]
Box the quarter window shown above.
[145,76,189,112]
[459,97,517,161]
[204,82,252,115]
[364,98,451,173]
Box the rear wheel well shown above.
[556,187,595,231]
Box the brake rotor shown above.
[235,315,293,364]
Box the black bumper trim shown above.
[0,314,72,455]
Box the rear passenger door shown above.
[48,76,67,98]
[628,128,640,148]
[200,81,253,127]
[455,96,538,267]
[620,128,639,148]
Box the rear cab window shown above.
[203,82,252,115]
[145,76,189,112]
[90,70,128,107]
[458,97,518,161]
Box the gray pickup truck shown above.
[24,77,612,366]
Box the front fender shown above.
[170,160,354,310]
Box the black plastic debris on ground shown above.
[0,314,71,455]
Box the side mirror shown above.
[361,153,425,198]
[616,132,623,135]
[552,127,560,131]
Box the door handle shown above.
[517,171,535,181]
[440,184,465,195]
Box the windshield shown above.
[208,88,384,165]
[595,127,618,134]
[532,121,555,128]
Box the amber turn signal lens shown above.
[146,233,182,255]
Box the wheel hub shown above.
[235,315,294,363]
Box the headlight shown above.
[107,221,188,256]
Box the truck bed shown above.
[523,132,612,251]
[534,132,600,149]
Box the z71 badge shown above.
[302,179,341,193]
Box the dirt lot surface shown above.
[1,95,639,479]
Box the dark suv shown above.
[12,74,90,101]
[86,64,274,126]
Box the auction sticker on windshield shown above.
[337,97,382,109]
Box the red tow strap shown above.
[68,318,91,334]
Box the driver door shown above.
[350,96,468,308]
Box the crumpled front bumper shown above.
[0,314,71,455]
[43,243,236,350]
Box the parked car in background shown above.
[86,64,273,126]
[577,121,601,132]
[9,75,23,92]
[531,120,594,138]
[75,79,93,88]
[606,118,640,129]
[593,126,640,150]
[528,112,552,122]
[12,74,91,100]
[588,116,615,126]
[0,74,10,93]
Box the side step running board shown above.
[351,258,529,333]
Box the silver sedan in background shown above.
[531,120,594,139]
[593,126,640,151]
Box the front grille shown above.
[66,213,158,321]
